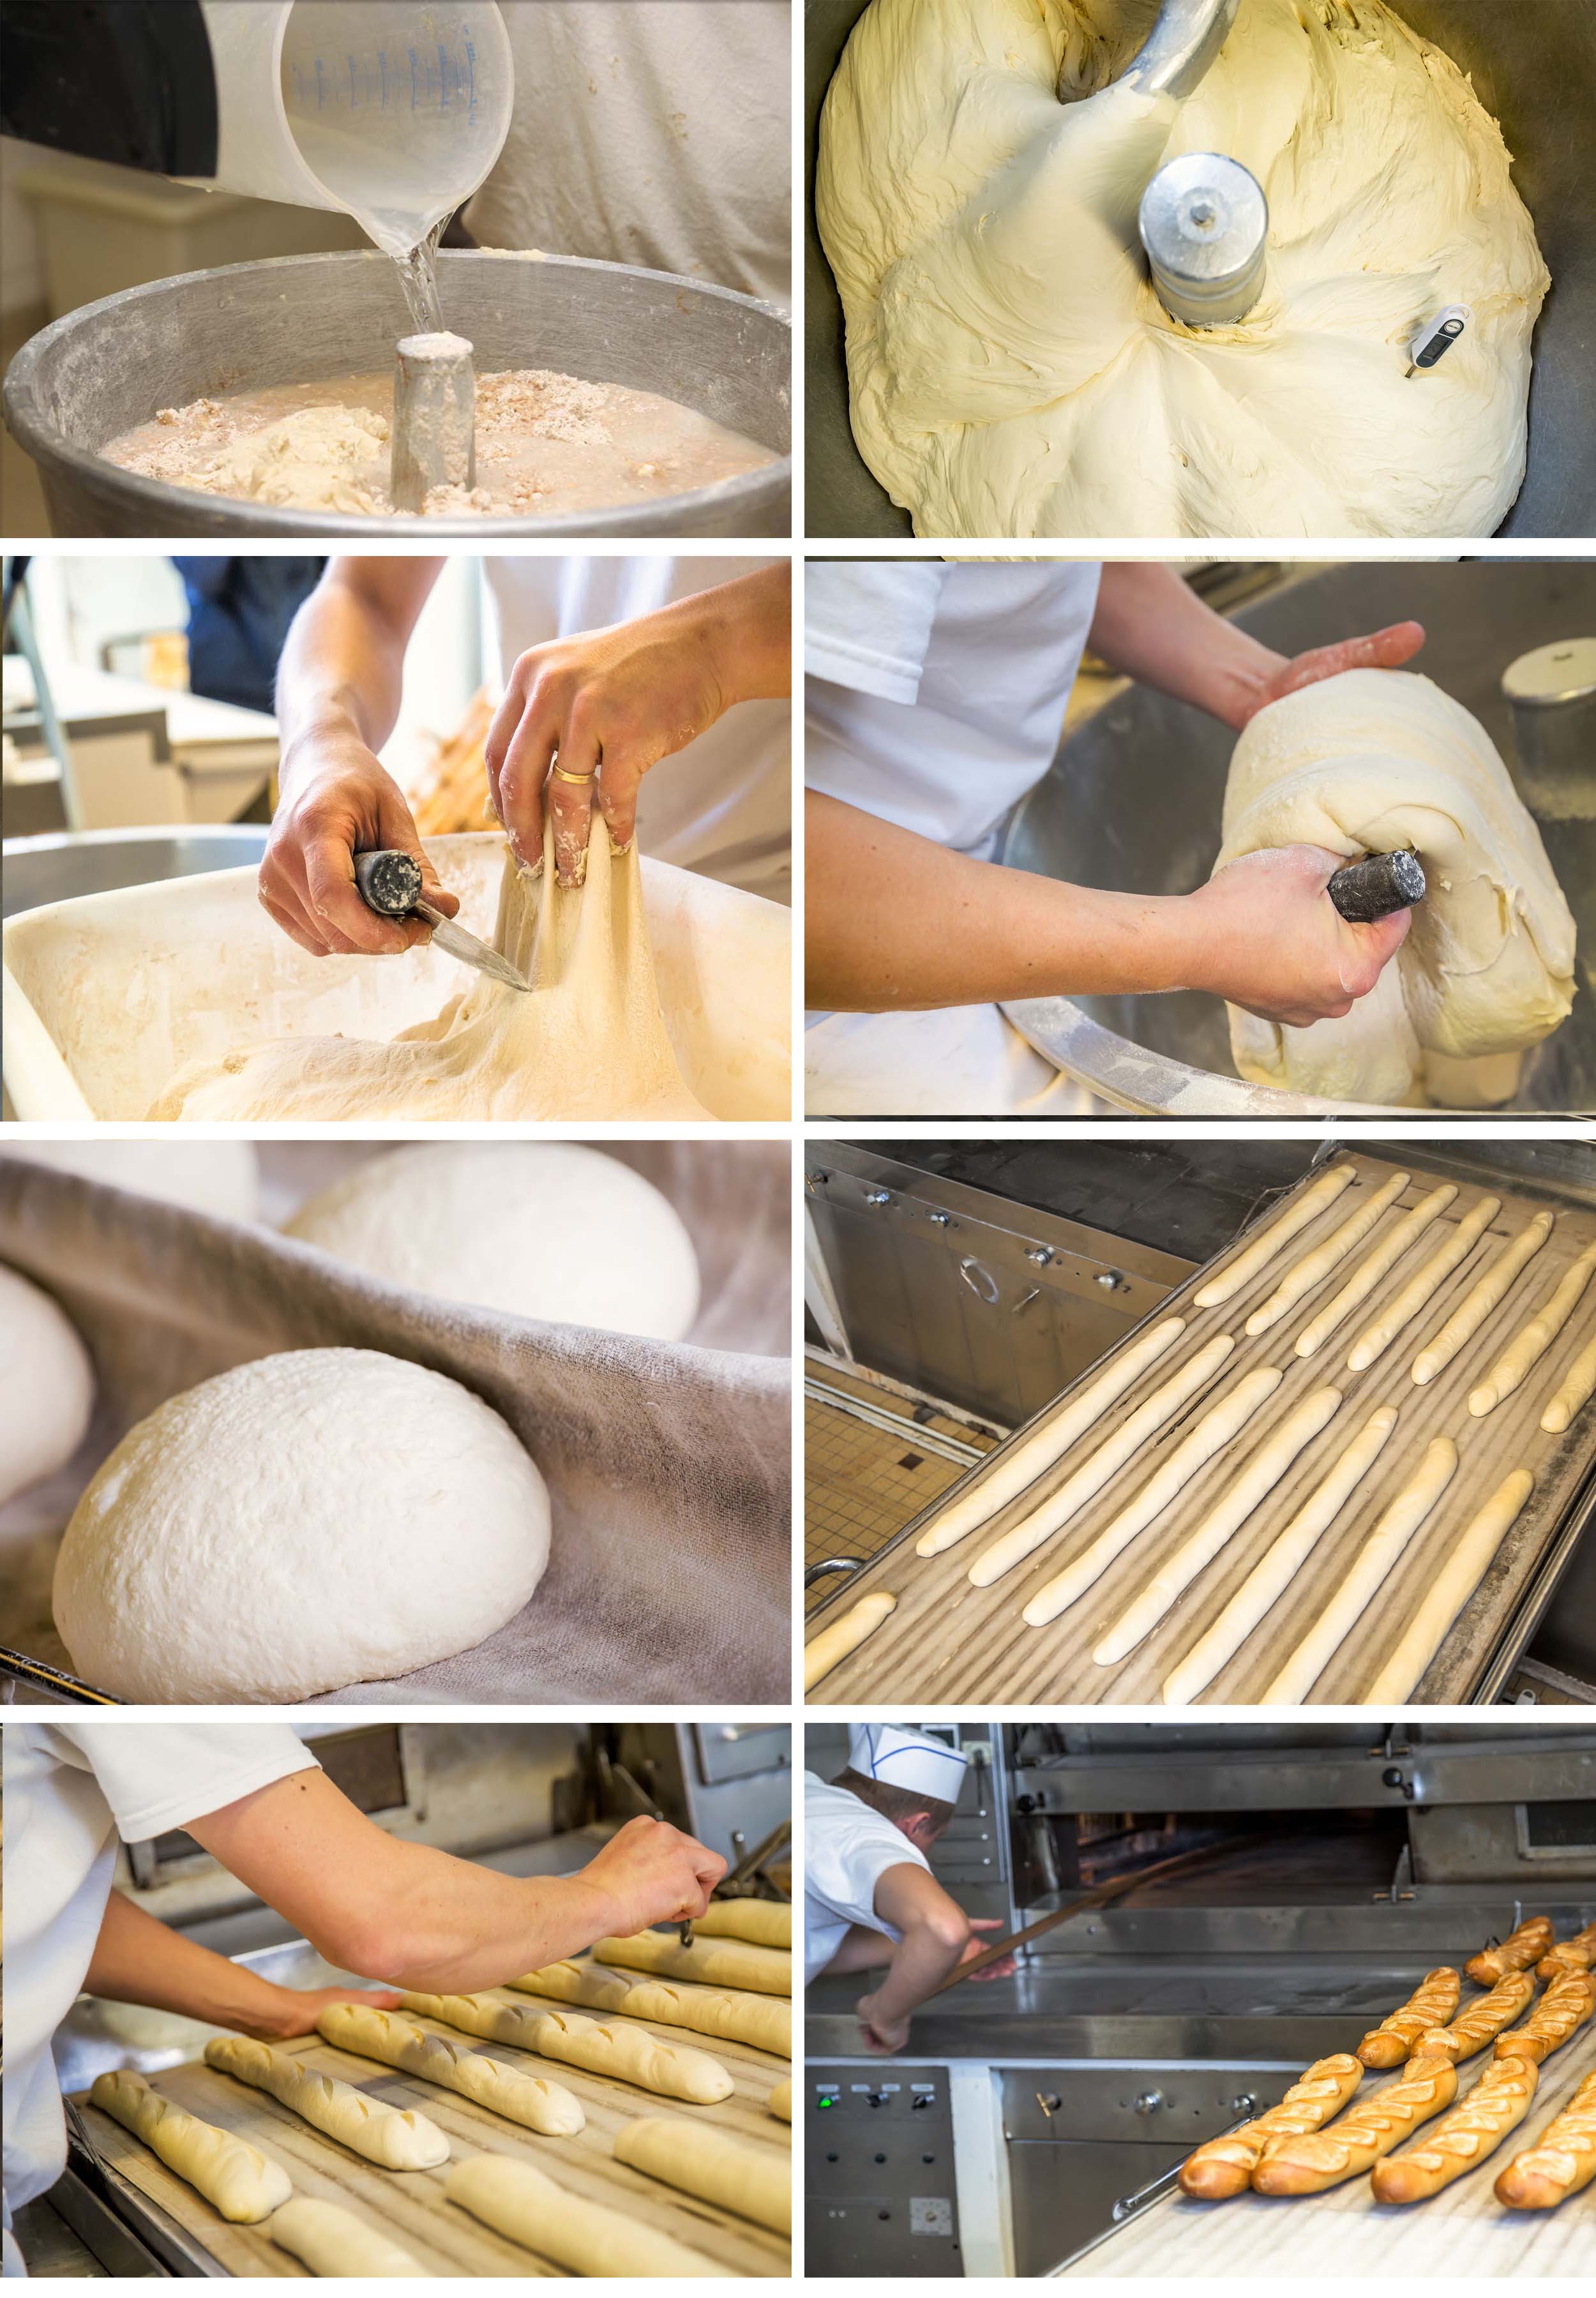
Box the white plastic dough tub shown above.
[1,832,791,1121]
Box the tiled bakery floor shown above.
[804,1360,999,1615]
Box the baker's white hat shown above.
[849,1722,968,1804]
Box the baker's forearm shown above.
[822,1925,897,1976]
[275,559,443,786]
[868,1922,968,2026]
[696,563,792,705]
[86,1893,317,2030]
[1090,562,1285,729]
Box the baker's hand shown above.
[259,731,459,957]
[1189,845,1413,1026]
[857,1991,912,2055]
[1226,621,1426,732]
[576,1814,726,1937]
[959,1919,1017,1981]
[242,1984,403,2041]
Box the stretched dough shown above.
[1362,1468,1534,1704]
[1245,1172,1410,1335]
[1193,1166,1357,1308]
[769,2080,792,2124]
[688,1902,792,1951]
[89,2071,292,2223]
[268,2197,428,2278]
[1542,1326,1596,1435]
[914,1316,1186,1555]
[968,1333,1236,1588]
[1294,1185,1457,1357]
[315,2004,585,2135]
[1412,1211,1555,1383]
[398,1990,546,2048]
[621,1981,792,2060]
[1161,1405,1399,1706]
[804,1591,896,1690]
[1261,1436,1458,1702]
[506,1960,631,2011]
[446,2151,731,2276]
[203,2036,448,2168]
[1371,2057,1539,2204]
[1093,1384,1343,1666]
[531,2009,733,2102]
[614,2115,792,2234]
[1470,1239,1596,1416]
[1346,1194,1502,1370]
[591,1933,792,2000]
[1022,1367,1282,1628]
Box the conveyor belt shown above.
[76,1983,790,2278]
[809,1153,1596,1705]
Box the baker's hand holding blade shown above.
[579,1813,725,1938]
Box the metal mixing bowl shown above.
[4,250,791,538]
[1000,561,1596,1116]
[1,827,269,919]
[806,0,1596,538]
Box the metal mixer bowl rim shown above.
[3,250,793,539]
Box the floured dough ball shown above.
[0,1141,259,1222]
[0,1266,95,1505]
[282,1143,700,1341]
[52,1348,548,1701]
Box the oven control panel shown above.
[806,2065,961,2278]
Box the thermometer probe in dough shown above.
[353,849,531,991]
[1327,850,1427,924]
[1406,305,1470,379]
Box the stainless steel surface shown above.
[806,1376,986,1465]
[807,1,1596,538]
[5,250,791,539]
[1138,152,1267,326]
[2,827,268,919]
[1104,0,1241,103]
[1000,560,1596,1114]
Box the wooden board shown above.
[77,1982,792,2278]
[1062,2023,1596,2278]
[810,1153,1596,1706]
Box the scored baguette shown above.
[1414,1971,1536,2064]
[1466,1917,1554,1985]
[1494,2069,1596,2209]
[1177,2055,1362,2199]
[1252,2057,1457,2195]
[1493,1972,1596,2066]
[1537,1921,1596,1979]
[1357,1969,1461,2069]
[1371,2056,1539,2204]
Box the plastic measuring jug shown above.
[187,3,513,259]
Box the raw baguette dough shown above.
[769,2079,792,2123]
[688,1902,792,1951]
[1357,1969,1461,2069]
[89,2071,292,2223]
[913,1316,1186,1554]
[1494,2069,1596,2208]
[315,2004,585,2135]
[1193,1166,1357,1308]
[1251,2057,1457,2193]
[1177,2055,1362,2199]
[1093,1384,1344,1667]
[1542,1327,1596,1434]
[505,1961,631,2012]
[1260,1436,1457,1702]
[621,1981,792,2060]
[1294,1185,1457,1357]
[1346,1194,1502,1370]
[1362,1468,1533,1704]
[614,2115,791,2234]
[203,2036,449,2168]
[1537,1924,1596,1980]
[968,1333,1236,1588]
[817,0,1547,541]
[150,829,711,1122]
[1023,1367,1281,1629]
[1219,675,1575,1106]
[446,2151,731,2276]
[1412,1212,1555,1383]
[804,1591,897,1690]
[398,1990,548,2048]
[531,2009,733,2102]
[268,2197,429,2277]
[1468,1919,1555,1987]
[1493,1974,1596,2064]
[1417,1971,1537,2062]
[1371,2056,1539,2203]
[1161,1405,1397,1706]
[1244,1172,1410,1335]
[591,1932,792,1999]
[1470,1239,1596,1416]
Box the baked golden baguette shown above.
[1494,2069,1596,2209]
[1371,2055,1539,2203]
[1466,1917,1553,1985]
[1251,2057,1457,2195]
[1357,1969,1461,2068]
[1415,1970,1535,2062]
[1177,2056,1363,2199]
[1493,1971,1596,2065]
[1537,1921,1596,1979]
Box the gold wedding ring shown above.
[551,764,597,784]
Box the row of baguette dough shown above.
[806,1162,1596,1700]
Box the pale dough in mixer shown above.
[817,0,1548,539]
[147,827,710,1122]
[1216,670,1576,1107]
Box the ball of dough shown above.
[52,1348,548,1701]
[0,1141,259,1222]
[282,1144,700,1340]
[0,1266,95,1505]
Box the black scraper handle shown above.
[1327,850,1426,924]
[354,848,424,917]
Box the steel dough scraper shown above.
[354,848,531,991]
